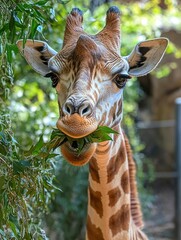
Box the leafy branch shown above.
[0,113,60,239]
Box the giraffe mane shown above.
[123,132,144,229]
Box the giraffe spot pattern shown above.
[95,142,110,155]
[87,215,105,240]
[108,186,121,207]
[121,170,130,194]
[123,133,144,228]
[107,140,126,183]
[89,157,100,183]
[89,185,103,218]
[109,204,130,237]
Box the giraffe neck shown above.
[86,126,131,240]
[86,126,148,240]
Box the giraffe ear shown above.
[16,39,57,76]
[125,38,168,77]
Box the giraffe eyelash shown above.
[44,72,59,88]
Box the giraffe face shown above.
[53,36,130,165]
[54,35,130,130]
[17,7,168,166]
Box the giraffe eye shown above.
[44,72,59,88]
[113,74,129,89]
[51,74,59,88]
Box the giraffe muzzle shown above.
[56,113,98,139]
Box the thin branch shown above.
[0,156,11,169]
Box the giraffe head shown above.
[17,7,168,166]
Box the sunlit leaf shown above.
[29,19,39,38]
[35,0,49,6]
[96,126,119,134]
[32,135,44,154]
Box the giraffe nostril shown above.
[80,103,92,117]
[64,102,74,115]
[66,105,71,114]
[82,106,89,115]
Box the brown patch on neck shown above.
[89,157,100,183]
[107,140,126,183]
[89,185,103,218]
[108,186,121,207]
[87,215,105,240]
[109,204,130,237]
[121,170,130,194]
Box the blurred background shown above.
[0,0,181,239]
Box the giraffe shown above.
[17,6,168,240]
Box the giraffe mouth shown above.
[61,140,97,166]
[66,140,90,153]
[56,113,98,139]
[70,140,79,150]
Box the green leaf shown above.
[0,144,7,155]
[78,139,85,154]
[32,135,44,154]
[11,136,19,145]
[9,12,15,31]
[9,12,16,43]
[85,126,119,144]
[96,126,119,134]
[13,11,24,28]
[47,153,59,158]
[13,161,25,174]
[29,19,39,39]
[25,135,44,156]
[89,133,113,142]
[9,220,18,237]
[35,0,49,6]
[6,44,13,63]
[0,23,9,35]
[51,128,65,139]
[47,136,67,151]
[0,176,5,190]
[12,160,31,174]
[20,160,32,167]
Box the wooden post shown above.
[175,98,181,240]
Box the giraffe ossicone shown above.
[17,6,168,240]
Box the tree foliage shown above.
[0,0,181,239]
[0,113,60,239]
[0,1,61,239]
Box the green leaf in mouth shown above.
[46,126,119,155]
